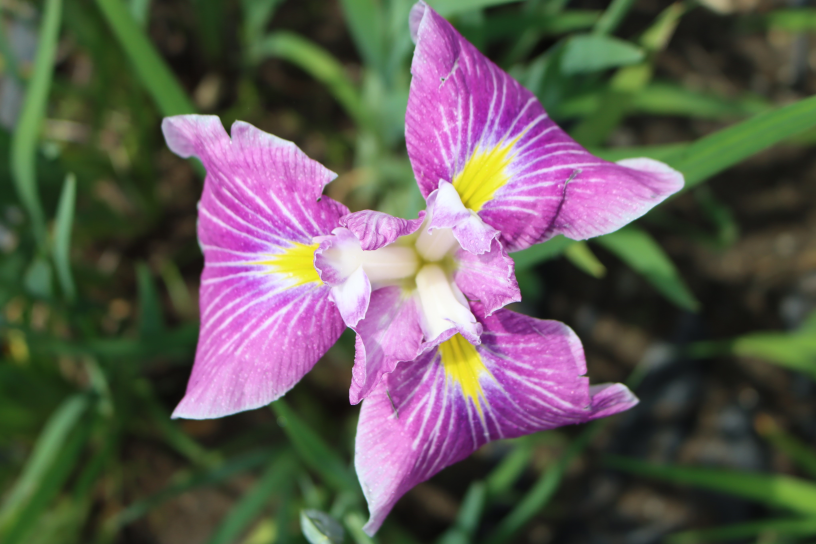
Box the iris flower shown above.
[162,1,683,535]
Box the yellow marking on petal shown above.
[252,242,321,287]
[452,134,523,212]
[439,333,491,416]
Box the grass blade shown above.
[51,173,77,302]
[667,517,816,544]
[339,0,385,74]
[250,31,368,130]
[271,400,360,495]
[301,510,345,544]
[511,235,574,271]
[595,226,699,311]
[593,0,637,35]
[560,34,643,75]
[0,394,90,533]
[437,482,486,544]
[428,0,522,17]
[607,456,816,515]
[564,242,606,278]
[94,0,195,116]
[755,415,816,480]
[481,422,603,544]
[136,262,165,339]
[206,453,297,544]
[0,415,94,544]
[667,94,816,189]
[10,0,62,250]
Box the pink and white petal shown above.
[453,240,520,316]
[162,115,348,419]
[340,210,425,251]
[314,227,364,286]
[405,5,683,252]
[426,182,499,255]
[328,266,371,329]
[355,306,637,534]
[176,280,343,419]
[350,286,424,405]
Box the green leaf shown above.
[428,0,522,17]
[23,257,53,299]
[271,401,360,495]
[95,0,195,116]
[136,262,165,338]
[667,517,816,544]
[483,422,604,544]
[607,456,816,515]
[242,0,285,46]
[10,0,62,249]
[343,511,376,544]
[560,34,644,74]
[437,482,486,544]
[485,438,535,497]
[593,0,637,35]
[472,11,601,44]
[112,450,274,528]
[731,333,816,379]
[511,235,574,271]
[595,226,699,311]
[564,242,606,278]
[51,173,77,302]
[206,453,297,544]
[755,415,816,480]
[0,394,90,534]
[592,143,690,163]
[666,94,816,189]
[301,510,345,544]
[339,0,385,74]
[766,8,816,33]
[0,413,94,544]
[250,32,368,130]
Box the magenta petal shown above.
[350,286,423,404]
[355,305,637,534]
[453,240,520,316]
[405,4,683,252]
[162,115,347,419]
[341,210,425,251]
[426,181,499,255]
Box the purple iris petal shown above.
[350,286,423,404]
[162,115,348,419]
[355,304,638,534]
[406,2,683,252]
[426,181,499,255]
[341,209,426,250]
[453,239,520,316]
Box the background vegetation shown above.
[1,0,816,542]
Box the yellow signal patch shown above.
[252,242,322,288]
[452,134,522,212]
[439,333,491,415]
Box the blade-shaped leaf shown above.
[136,262,165,339]
[0,395,90,533]
[564,242,607,278]
[271,401,360,495]
[437,482,486,544]
[428,0,522,17]
[607,456,816,515]
[511,235,574,271]
[206,453,297,544]
[95,0,195,116]
[560,34,644,74]
[667,94,816,189]
[52,173,76,302]
[595,226,699,311]
[10,0,62,249]
[755,415,816,480]
[339,0,385,74]
[668,517,816,544]
[250,32,368,130]
[301,510,345,544]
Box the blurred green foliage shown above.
[0,0,815,543]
